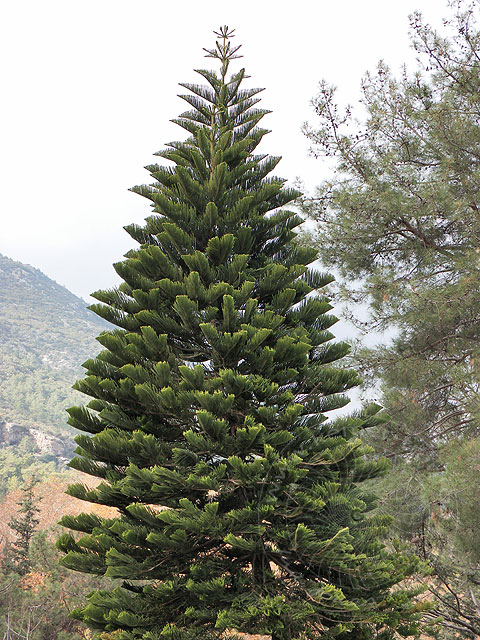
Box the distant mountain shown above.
[0,254,108,458]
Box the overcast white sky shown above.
[1,0,448,302]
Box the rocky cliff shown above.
[0,417,69,458]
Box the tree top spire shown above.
[203,25,242,75]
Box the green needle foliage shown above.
[58,27,428,640]
[302,3,480,636]
[7,476,41,576]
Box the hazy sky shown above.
[1,0,448,301]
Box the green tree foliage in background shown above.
[302,1,480,636]
[0,528,103,640]
[6,477,41,576]
[0,439,60,497]
[57,27,429,640]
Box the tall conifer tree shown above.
[58,28,427,640]
[7,477,41,576]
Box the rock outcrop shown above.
[0,417,70,459]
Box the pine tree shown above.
[8,476,41,576]
[58,27,428,640]
[302,3,480,635]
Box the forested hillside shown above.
[0,254,107,492]
[0,255,114,637]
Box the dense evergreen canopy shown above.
[58,27,426,640]
[302,3,480,635]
